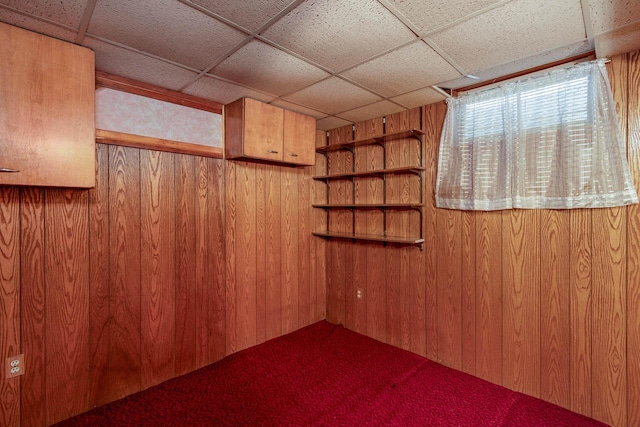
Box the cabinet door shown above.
[243,98,283,162]
[283,109,316,165]
[0,23,95,188]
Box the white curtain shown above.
[436,59,638,210]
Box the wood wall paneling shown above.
[475,210,503,384]
[423,103,444,360]
[627,49,640,427]
[235,162,257,351]
[281,166,299,334]
[208,158,226,364]
[540,209,570,408]
[88,144,111,408]
[45,189,90,424]
[265,164,283,340]
[175,155,197,374]
[20,188,45,427]
[195,157,209,366]
[502,209,540,397]
[108,145,142,402]
[591,56,628,427]
[1,188,20,427]
[140,150,175,388]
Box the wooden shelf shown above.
[313,166,425,180]
[316,129,425,153]
[313,231,424,247]
[313,203,422,209]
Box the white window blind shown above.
[436,59,638,210]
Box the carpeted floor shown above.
[56,321,607,426]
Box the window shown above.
[436,59,638,210]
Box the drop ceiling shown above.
[1,0,639,130]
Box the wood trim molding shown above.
[95,71,223,114]
[96,129,224,158]
[452,50,596,95]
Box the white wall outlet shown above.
[6,354,24,379]
[356,288,363,300]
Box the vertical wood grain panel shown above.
[436,209,462,369]
[195,157,210,366]
[475,211,503,384]
[140,150,175,388]
[0,187,20,427]
[570,208,592,416]
[20,188,45,427]
[424,103,444,360]
[108,145,141,402]
[281,167,299,334]
[266,164,282,340]
[175,155,197,374]
[225,160,237,353]
[354,119,382,336]
[298,166,312,328]
[540,209,570,408]
[626,49,640,427]
[326,126,352,325]
[502,209,540,397]
[410,108,427,357]
[591,56,628,427]
[88,144,110,408]
[255,163,267,345]
[208,158,226,363]
[362,118,386,343]
[312,130,328,324]
[45,190,90,424]
[592,204,627,426]
[461,211,476,374]
[235,162,257,351]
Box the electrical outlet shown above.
[6,354,24,379]
[356,288,363,300]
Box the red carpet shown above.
[56,321,606,426]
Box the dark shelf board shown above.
[316,129,425,153]
[312,231,425,246]
[313,166,425,180]
[312,203,423,209]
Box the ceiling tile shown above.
[391,87,447,109]
[87,0,247,70]
[385,0,505,34]
[337,100,406,123]
[595,20,640,57]
[189,0,295,32]
[183,75,275,105]
[270,100,327,119]
[588,0,640,35]
[0,0,87,28]
[316,116,354,131]
[343,41,460,97]
[439,39,594,90]
[261,0,416,72]
[212,40,329,96]
[84,37,199,91]
[0,8,77,41]
[429,0,587,74]
[283,77,382,115]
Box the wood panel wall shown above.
[323,50,640,427]
[0,142,323,426]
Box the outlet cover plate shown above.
[6,354,24,379]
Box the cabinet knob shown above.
[0,168,19,173]
[266,149,279,154]
[289,153,299,157]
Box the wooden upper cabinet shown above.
[225,98,315,166]
[283,109,316,165]
[0,23,95,188]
